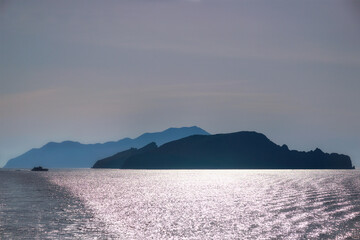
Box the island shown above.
[31,166,48,171]
[3,126,209,169]
[93,131,354,169]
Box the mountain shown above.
[3,126,210,168]
[93,131,354,169]
[92,142,158,169]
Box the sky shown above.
[1,0,359,167]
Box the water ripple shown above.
[1,169,359,239]
[44,169,360,239]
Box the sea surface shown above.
[0,169,359,239]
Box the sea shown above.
[0,169,359,239]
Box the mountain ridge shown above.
[4,126,210,168]
[93,131,354,169]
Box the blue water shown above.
[1,169,360,239]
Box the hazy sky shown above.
[1,0,360,167]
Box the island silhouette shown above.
[93,131,354,169]
[4,126,209,168]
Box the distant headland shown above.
[93,131,354,169]
[3,127,354,170]
[3,126,210,168]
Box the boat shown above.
[31,166,48,171]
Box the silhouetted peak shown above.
[140,142,158,151]
[314,148,324,154]
[43,141,61,149]
[136,126,209,140]
[44,142,56,147]
[93,130,354,170]
[4,126,210,168]
[228,131,270,141]
[163,126,209,134]
[116,137,132,142]
[281,144,289,151]
[44,141,81,148]
[189,126,211,134]
[61,141,81,145]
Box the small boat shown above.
[31,166,48,171]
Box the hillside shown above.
[93,131,354,169]
[4,126,209,168]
